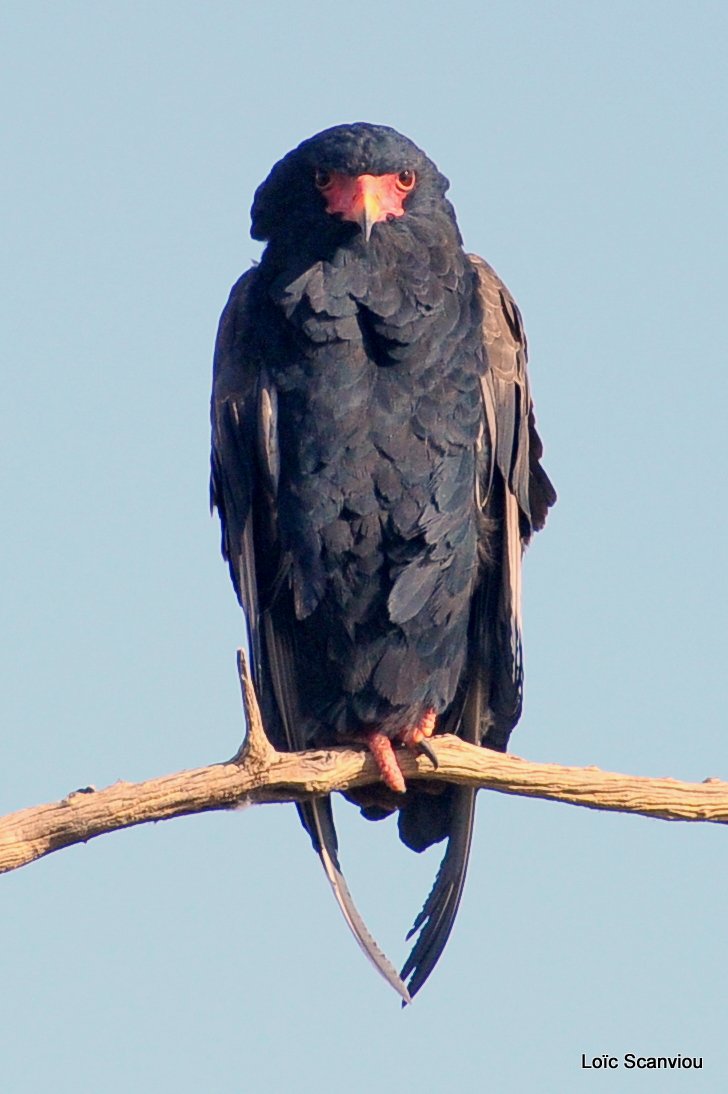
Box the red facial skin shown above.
[317,171,415,239]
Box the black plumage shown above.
[211,123,555,1001]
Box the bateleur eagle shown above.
[210,123,555,1003]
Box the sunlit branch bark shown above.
[2,651,726,875]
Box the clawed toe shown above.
[364,709,438,791]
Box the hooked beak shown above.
[320,172,407,242]
[358,179,381,242]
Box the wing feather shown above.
[402,255,555,997]
[211,270,410,1003]
[470,253,556,745]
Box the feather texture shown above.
[210,125,555,1001]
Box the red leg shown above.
[365,709,438,793]
[366,731,406,794]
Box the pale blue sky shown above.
[2,2,727,1090]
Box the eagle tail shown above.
[400,786,476,1000]
[399,665,484,999]
[262,612,410,1003]
[301,798,412,1005]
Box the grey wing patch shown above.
[469,253,556,746]
[470,254,556,537]
[257,368,279,496]
[210,270,264,675]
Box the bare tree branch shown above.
[2,651,727,876]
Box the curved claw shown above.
[415,738,439,769]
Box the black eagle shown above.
[211,123,555,1002]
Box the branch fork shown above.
[2,650,727,876]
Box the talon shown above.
[399,708,437,749]
[415,738,439,769]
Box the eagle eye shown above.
[314,169,333,191]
